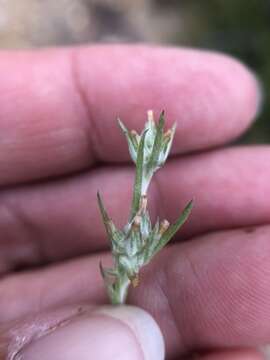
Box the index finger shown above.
[0,45,260,185]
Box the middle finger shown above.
[0,146,269,273]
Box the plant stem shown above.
[111,273,131,305]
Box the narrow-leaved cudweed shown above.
[97,110,193,305]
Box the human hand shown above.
[0,45,266,359]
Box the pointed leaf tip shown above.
[97,191,113,239]
[97,191,108,219]
[158,110,165,127]
[147,112,164,171]
[152,199,193,256]
[160,109,165,120]
[130,129,148,218]
[117,118,128,133]
[99,260,105,278]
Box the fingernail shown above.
[17,305,165,360]
[95,306,165,360]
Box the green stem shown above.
[111,273,131,305]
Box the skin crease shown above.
[0,44,267,359]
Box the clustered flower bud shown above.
[118,110,176,195]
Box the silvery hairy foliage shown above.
[97,110,193,304]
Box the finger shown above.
[0,45,260,185]
[1,146,270,272]
[2,225,270,358]
[1,305,164,360]
[197,348,263,360]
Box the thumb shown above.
[17,305,165,360]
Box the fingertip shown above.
[220,53,263,129]
[175,49,262,151]
[17,305,165,360]
[95,305,165,360]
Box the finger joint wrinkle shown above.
[69,48,101,163]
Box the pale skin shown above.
[0,44,267,359]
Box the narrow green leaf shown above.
[111,238,126,256]
[130,130,148,219]
[142,218,160,264]
[127,127,139,149]
[100,261,116,303]
[130,228,142,256]
[152,200,193,256]
[117,117,128,134]
[97,191,111,238]
[99,261,108,280]
[111,229,125,246]
[140,211,151,240]
[118,118,138,162]
[160,122,177,165]
[147,110,165,172]
[97,192,125,253]
[99,262,118,277]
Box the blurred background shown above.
[0,0,268,142]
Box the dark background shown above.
[171,0,270,143]
[0,0,268,142]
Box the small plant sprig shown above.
[97,110,193,305]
